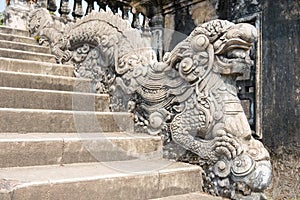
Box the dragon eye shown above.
[191,34,209,52]
[179,57,193,74]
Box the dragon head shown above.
[164,19,257,83]
[211,21,257,75]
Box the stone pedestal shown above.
[3,2,31,30]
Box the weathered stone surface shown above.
[217,1,300,199]
[27,9,271,199]
[0,40,50,53]
[0,57,74,77]
[0,32,35,44]
[260,7,300,199]
[0,108,134,133]
[0,160,202,200]
[0,132,162,167]
[62,133,162,165]
[0,87,110,111]
[0,47,56,63]
[3,4,30,30]
[0,71,92,92]
[0,11,209,200]
[189,0,217,26]
[0,133,63,167]
[151,192,225,200]
[157,167,203,197]
[0,26,29,37]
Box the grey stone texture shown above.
[0,108,134,133]
[0,47,56,63]
[0,87,110,111]
[0,26,29,37]
[0,57,74,77]
[0,24,205,199]
[3,3,30,30]
[0,132,162,167]
[26,7,272,199]
[0,161,202,200]
[0,71,92,92]
[151,192,226,200]
[0,40,50,53]
[0,32,35,44]
[157,0,299,198]
[216,1,300,199]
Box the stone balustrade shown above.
[4,0,164,60]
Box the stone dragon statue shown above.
[28,8,272,199]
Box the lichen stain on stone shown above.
[279,1,300,20]
[189,1,217,26]
[0,179,22,191]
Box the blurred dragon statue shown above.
[28,8,272,199]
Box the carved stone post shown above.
[142,16,151,38]
[85,0,94,14]
[108,1,118,14]
[3,0,30,30]
[121,5,130,20]
[35,0,47,8]
[59,0,71,18]
[150,13,164,61]
[47,0,57,12]
[132,13,141,29]
[97,0,106,11]
[72,0,83,19]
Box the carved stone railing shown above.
[28,8,272,199]
[3,0,164,59]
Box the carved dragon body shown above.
[114,20,272,199]
[29,9,271,199]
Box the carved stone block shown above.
[3,4,30,30]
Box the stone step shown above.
[0,132,162,168]
[151,192,225,200]
[0,32,35,44]
[0,160,202,200]
[0,40,50,54]
[0,48,56,63]
[0,70,92,92]
[0,108,134,133]
[0,87,110,111]
[0,57,74,77]
[0,26,29,37]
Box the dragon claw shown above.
[212,132,241,160]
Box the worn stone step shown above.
[0,57,74,77]
[0,108,134,133]
[0,48,56,63]
[0,132,162,168]
[0,26,29,37]
[151,192,225,200]
[0,70,92,92]
[0,40,50,54]
[0,160,202,200]
[0,32,35,44]
[0,87,110,111]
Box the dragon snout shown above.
[214,23,257,56]
[228,23,257,43]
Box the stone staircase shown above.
[0,26,226,200]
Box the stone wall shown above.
[163,1,219,52]
[260,1,299,198]
[216,0,300,199]
[162,0,299,199]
